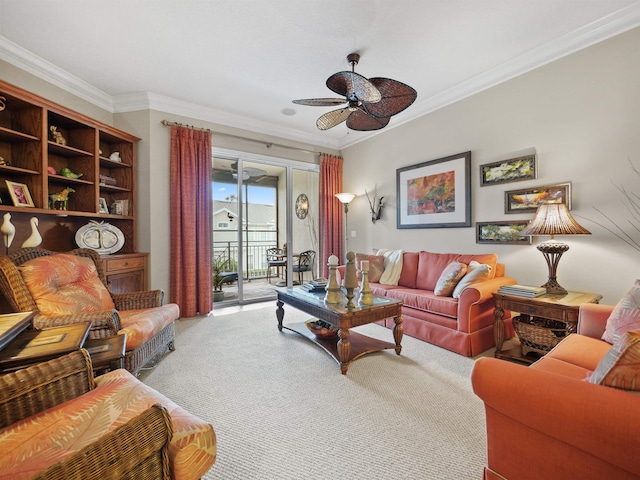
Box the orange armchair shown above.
[0,247,179,375]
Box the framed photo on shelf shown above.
[98,197,109,214]
[396,151,471,229]
[476,220,532,245]
[480,154,537,186]
[6,180,34,207]
[504,182,571,214]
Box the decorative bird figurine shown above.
[22,217,42,248]
[1,212,16,254]
[59,167,82,179]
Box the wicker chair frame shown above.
[0,351,172,479]
[0,247,175,376]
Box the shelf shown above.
[47,141,93,158]
[99,157,132,168]
[0,165,40,176]
[0,126,39,143]
[99,184,131,193]
[48,174,93,186]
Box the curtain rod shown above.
[161,120,320,156]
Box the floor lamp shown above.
[335,193,355,254]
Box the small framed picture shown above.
[6,180,34,207]
[98,197,109,214]
[480,154,537,186]
[504,182,571,214]
[476,221,532,245]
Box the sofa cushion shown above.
[118,304,180,350]
[385,288,458,318]
[19,254,115,316]
[588,330,640,391]
[415,252,498,291]
[602,280,640,344]
[398,251,420,288]
[434,261,468,296]
[452,261,493,299]
[0,368,216,480]
[355,253,385,282]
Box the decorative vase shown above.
[343,251,359,308]
[213,290,225,302]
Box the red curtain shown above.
[319,153,343,278]
[169,126,212,317]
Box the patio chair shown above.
[293,250,316,284]
[266,247,286,284]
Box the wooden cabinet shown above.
[0,80,139,253]
[102,253,148,294]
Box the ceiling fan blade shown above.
[346,109,390,131]
[316,107,353,130]
[326,71,381,103]
[292,98,347,107]
[361,78,417,118]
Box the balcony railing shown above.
[213,240,276,280]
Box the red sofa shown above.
[340,250,517,356]
[472,303,640,480]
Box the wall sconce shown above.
[365,187,384,223]
[519,201,591,295]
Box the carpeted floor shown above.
[142,302,490,479]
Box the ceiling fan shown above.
[293,53,417,131]
[230,162,267,181]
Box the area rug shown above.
[142,303,488,479]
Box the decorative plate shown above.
[295,193,309,219]
[75,220,125,255]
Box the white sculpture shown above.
[22,217,42,248]
[1,212,16,252]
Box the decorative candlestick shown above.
[358,260,374,305]
[343,251,359,308]
[324,254,344,304]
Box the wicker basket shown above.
[513,315,569,356]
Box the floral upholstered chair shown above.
[0,247,179,375]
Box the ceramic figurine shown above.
[358,259,374,305]
[47,166,57,175]
[343,251,359,308]
[49,125,67,146]
[1,212,15,253]
[49,187,75,210]
[60,167,82,179]
[21,217,42,248]
[110,151,121,162]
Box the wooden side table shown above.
[0,322,92,373]
[84,334,126,375]
[493,290,602,364]
[0,312,35,351]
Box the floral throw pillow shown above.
[19,254,115,316]
[587,329,640,391]
[602,280,640,344]
[355,253,385,283]
[434,261,468,296]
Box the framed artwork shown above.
[396,151,471,229]
[6,180,34,207]
[504,182,571,214]
[476,221,532,245]
[480,154,537,186]
[98,197,109,214]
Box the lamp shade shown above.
[335,193,356,204]
[519,202,591,238]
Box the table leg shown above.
[337,328,351,374]
[276,299,284,331]
[494,306,505,352]
[392,314,404,355]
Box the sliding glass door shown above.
[212,150,318,306]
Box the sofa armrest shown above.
[0,350,95,429]
[578,303,613,339]
[112,290,164,310]
[472,357,640,478]
[33,310,120,339]
[458,276,517,305]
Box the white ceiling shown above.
[1,0,639,150]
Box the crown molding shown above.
[0,36,113,111]
[1,2,639,151]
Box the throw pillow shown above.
[587,329,640,391]
[355,253,385,283]
[19,253,115,316]
[452,261,493,299]
[434,261,468,296]
[602,280,640,344]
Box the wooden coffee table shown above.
[276,287,403,374]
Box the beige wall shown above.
[341,27,640,304]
